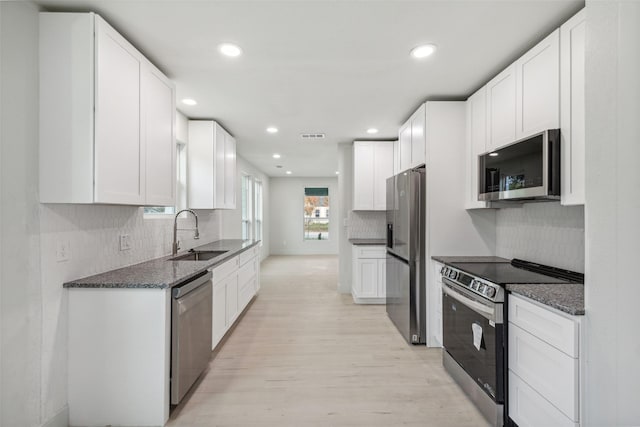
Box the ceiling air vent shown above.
[300,133,325,140]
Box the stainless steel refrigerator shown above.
[386,167,426,345]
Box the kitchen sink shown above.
[169,250,228,261]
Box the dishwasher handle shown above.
[172,271,213,299]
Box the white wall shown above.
[583,1,640,425]
[269,177,339,255]
[337,143,353,293]
[0,3,43,425]
[221,155,270,261]
[495,202,585,272]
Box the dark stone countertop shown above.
[349,238,386,246]
[431,255,511,264]
[64,239,260,289]
[506,283,585,316]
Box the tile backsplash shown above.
[348,211,386,239]
[495,202,584,273]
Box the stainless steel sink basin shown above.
[170,250,227,261]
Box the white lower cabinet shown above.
[508,294,581,426]
[351,245,386,304]
[209,245,260,350]
[429,261,444,347]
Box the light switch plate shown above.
[119,234,131,251]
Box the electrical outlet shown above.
[119,234,131,251]
[56,240,70,262]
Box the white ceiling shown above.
[36,0,583,177]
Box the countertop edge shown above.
[349,238,386,246]
[506,284,585,316]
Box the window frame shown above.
[302,186,330,241]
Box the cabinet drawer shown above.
[238,259,257,286]
[509,323,579,421]
[509,371,578,427]
[355,246,386,259]
[210,256,238,282]
[509,294,578,357]
[239,248,256,266]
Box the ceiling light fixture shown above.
[219,43,242,57]
[272,153,281,159]
[266,127,278,134]
[335,171,340,175]
[181,98,197,106]
[367,128,379,134]
[489,152,499,157]
[410,44,437,59]
[285,171,292,175]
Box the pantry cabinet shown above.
[351,245,386,304]
[515,29,560,139]
[39,12,175,206]
[188,121,237,210]
[465,87,490,209]
[352,141,394,210]
[398,103,427,171]
[560,9,586,206]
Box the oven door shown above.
[442,278,504,403]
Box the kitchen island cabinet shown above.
[39,12,175,206]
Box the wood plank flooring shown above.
[167,255,490,426]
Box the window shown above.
[303,187,329,240]
[254,179,263,244]
[241,174,253,239]
[143,142,186,216]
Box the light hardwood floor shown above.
[167,255,490,426]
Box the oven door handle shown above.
[442,280,496,321]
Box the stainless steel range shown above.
[440,259,583,427]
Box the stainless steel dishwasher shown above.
[171,271,213,405]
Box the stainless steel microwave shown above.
[478,129,560,202]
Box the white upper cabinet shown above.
[398,103,427,171]
[486,64,517,152]
[188,121,237,209]
[39,13,175,205]
[352,141,394,211]
[515,29,560,139]
[560,9,586,206]
[465,87,490,209]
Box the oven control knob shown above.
[440,266,447,275]
[448,270,458,280]
[479,284,487,294]
[470,280,478,290]
[442,267,449,277]
[485,287,496,298]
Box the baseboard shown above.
[42,405,69,427]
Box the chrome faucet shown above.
[172,209,200,255]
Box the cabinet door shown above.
[142,66,175,206]
[377,259,386,298]
[214,124,226,209]
[94,17,143,204]
[212,280,227,349]
[224,132,237,209]
[465,88,489,209]
[373,143,394,210]
[399,121,412,172]
[515,29,560,139]
[352,142,375,210]
[560,10,586,206]
[356,259,378,298]
[410,104,426,167]
[486,64,517,151]
[187,121,215,209]
[226,274,239,325]
[393,140,400,175]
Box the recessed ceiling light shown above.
[335,171,340,175]
[489,152,499,157]
[285,171,292,175]
[367,128,379,134]
[219,43,242,57]
[410,44,437,59]
[181,98,197,106]
[266,127,278,134]
[272,153,281,159]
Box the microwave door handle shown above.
[442,282,495,320]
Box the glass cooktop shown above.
[450,262,572,285]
